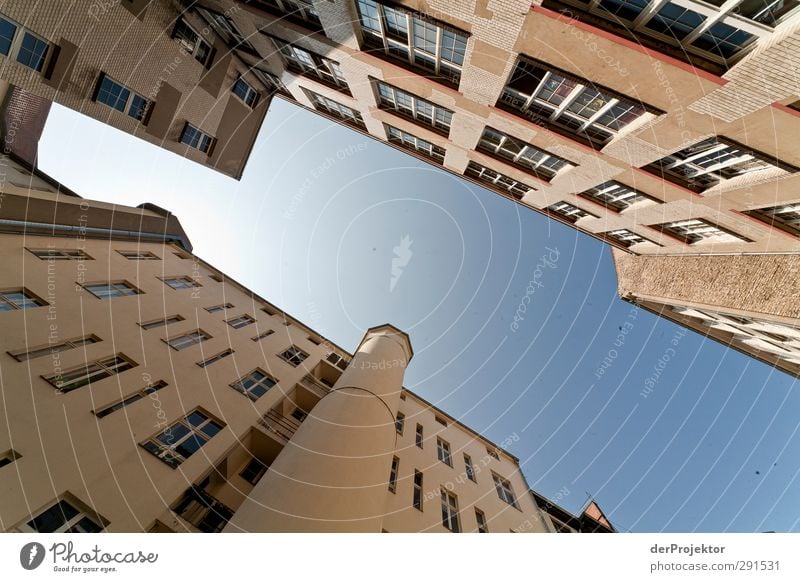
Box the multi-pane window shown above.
[240,457,268,485]
[395,412,405,434]
[28,248,91,260]
[603,228,653,248]
[10,335,100,362]
[0,14,51,72]
[15,498,104,533]
[388,456,399,493]
[577,180,660,211]
[180,123,216,154]
[250,0,322,29]
[95,74,150,121]
[440,490,460,532]
[206,303,233,313]
[304,89,366,129]
[499,57,649,145]
[117,250,159,260]
[233,77,259,107]
[413,470,423,510]
[437,437,452,466]
[253,68,289,96]
[375,81,453,134]
[492,473,520,509]
[141,409,224,468]
[475,508,488,532]
[162,276,201,290]
[477,127,574,181]
[415,423,424,448]
[355,0,468,87]
[166,330,210,350]
[550,0,771,69]
[0,288,46,311]
[464,161,535,199]
[196,7,255,52]
[643,137,792,193]
[269,36,349,93]
[487,448,499,460]
[745,202,800,237]
[83,281,140,299]
[231,369,277,401]
[44,354,135,393]
[464,454,476,482]
[171,17,213,66]
[252,329,275,341]
[140,315,184,330]
[94,380,167,418]
[226,314,256,329]
[386,124,445,164]
[197,349,234,368]
[546,201,598,223]
[653,218,750,244]
[279,346,309,366]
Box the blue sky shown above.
[39,98,800,532]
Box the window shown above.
[437,437,452,466]
[231,369,277,401]
[499,57,650,145]
[475,508,488,533]
[252,330,275,341]
[94,74,150,121]
[118,250,159,260]
[492,473,520,509]
[197,349,233,368]
[464,454,476,482]
[279,346,309,366]
[385,124,445,164]
[233,76,258,107]
[15,497,104,533]
[546,201,598,223]
[180,123,216,154]
[375,80,453,134]
[487,448,499,460]
[395,412,405,434]
[0,288,46,311]
[603,228,655,248]
[413,470,423,510]
[0,449,21,469]
[269,36,350,93]
[440,489,460,532]
[477,127,574,181]
[464,161,535,199]
[253,68,289,96]
[743,202,800,237]
[141,409,224,468]
[304,89,366,129]
[166,330,210,350]
[435,415,447,426]
[94,380,167,418]
[171,17,213,67]
[206,303,233,313]
[44,354,135,393]
[240,457,268,485]
[355,0,468,87]
[250,0,322,28]
[83,281,140,299]
[10,335,100,362]
[652,218,750,244]
[161,276,201,290]
[643,137,793,193]
[733,0,800,27]
[291,408,308,421]
[226,314,256,329]
[196,6,255,52]
[0,15,51,72]
[415,423,423,448]
[577,180,660,212]
[28,248,92,260]
[388,456,399,493]
[140,315,184,330]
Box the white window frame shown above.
[385,124,445,163]
[477,127,574,181]
[437,437,452,466]
[231,369,277,401]
[172,17,213,66]
[547,201,598,222]
[166,330,210,350]
[226,314,256,329]
[465,161,535,198]
[578,180,660,211]
[305,89,365,127]
[440,489,460,532]
[44,354,135,393]
[375,80,453,133]
[141,409,224,467]
[269,36,349,92]
[28,248,91,260]
[82,281,140,299]
[492,473,520,509]
[161,275,201,290]
[604,228,652,248]
[656,218,749,244]
[15,497,104,533]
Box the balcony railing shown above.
[173,487,234,533]
[257,409,301,444]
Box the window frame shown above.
[475,507,488,532]
[0,287,47,311]
[374,79,454,135]
[546,201,599,223]
[94,380,167,418]
[413,470,423,511]
[225,314,256,329]
[268,35,350,95]
[395,411,405,434]
[743,202,800,237]
[0,14,53,73]
[160,275,202,290]
[180,122,216,155]
[233,76,259,107]
[206,303,233,313]
[94,73,151,121]
[464,161,535,200]
[230,368,277,401]
[139,315,185,330]
[577,180,661,212]
[43,354,136,393]
[9,335,101,362]
[436,437,452,466]
[197,349,234,368]
[171,16,213,67]
[440,489,460,532]
[492,472,521,509]
[279,345,309,367]
[117,249,160,260]
[140,408,225,468]
[303,88,366,129]
[27,248,93,260]
[388,456,400,493]
[476,127,575,182]
[82,280,141,299]
[385,123,446,164]
[164,329,211,351]
[15,496,105,533]
[651,218,751,244]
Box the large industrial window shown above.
[577,180,660,212]
[652,218,750,244]
[476,127,574,182]
[464,161,535,200]
[743,202,800,237]
[269,36,350,94]
[304,89,366,129]
[385,124,445,164]
[546,201,598,223]
[375,80,453,135]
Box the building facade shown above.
[0,0,798,375]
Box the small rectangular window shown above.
[161,276,201,290]
[231,369,277,401]
[206,303,233,313]
[435,415,447,426]
[0,288,47,311]
[492,473,520,509]
[652,218,750,244]
[118,250,160,260]
[171,17,213,67]
[487,448,499,460]
[437,438,452,466]
[197,349,233,368]
[413,470,423,511]
[252,330,275,342]
[240,457,268,485]
[140,315,184,330]
[166,330,210,350]
[395,412,405,434]
[464,454,476,482]
[226,314,256,329]
[95,73,149,120]
[0,449,21,469]
[291,408,308,422]
[233,76,259,107]
[385,124,445,164]
[15,496,105,533]
[577,181,660,212]
[279,346,309,366]
[83,281,140,299]
[209,274,223,282]
[546,201,598,223]
[475,508,488,533]
[440,489,460,532]
[388,456,399,493]
[140,409,224,468]
[44,354,135,393]
[9,335,100,362]
[28,248,92,260]
[415,423,423,448]
[180,122,216,154]
[94,380,167,418]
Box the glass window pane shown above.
[0,18,17,55]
